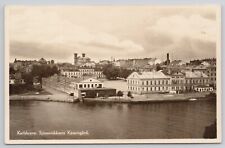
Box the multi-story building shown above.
[61,68,104,79]
[127,70,210,94]
[169,71,186,92]
[127,71,171,94]
[184,71,210,91]
[192,63,216,88]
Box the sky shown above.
[7,6,219,63]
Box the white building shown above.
[194,85,213,92]
[127,70,211,94]
[127,71,171,94]
[70,78,103,90]
[62,68,104,79]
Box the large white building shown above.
[127,70,211,94]
[127,71,171,94]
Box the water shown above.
[10,99,216,139]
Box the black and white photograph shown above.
[4,5,221,144]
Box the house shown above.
[70,78,103,90]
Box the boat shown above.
[189,98,197,101]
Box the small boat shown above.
[189,98,197,101]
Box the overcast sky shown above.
[7,6,219,63]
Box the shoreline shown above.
[10,86,79,103]
[10,87,215,104]
[83,92,215,104]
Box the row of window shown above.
[79,69,95,72]
[128,79,170,85]
[128,78,210,85]
[64,72,103,75]
[128,86,169,91]
[78,83,102,89]
[128,86,199,92]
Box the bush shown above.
[117,91,123,97]
[127,91,133,98]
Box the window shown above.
[99,84,102,88]
[79,84,82,88]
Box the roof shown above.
[79,88,116,91]
[195,85,212,88]
[71,78,102,83]
[127,71,170,79]
[185,71,208,78]
[193,64,207,70]
[170,60,186,66]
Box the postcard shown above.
[4,5,221,144]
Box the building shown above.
[70,78,103,90]
[192,63,216,88]
[127,70,211,94]
[194,85,213,92]
[61,68,104,79]
[74,53,95,67]
[183,71,210,92]
[42,75,116,98]
[79,88,117,98]
[169,71,186,93]
[127,71,171,94]
[207,65,216,88]
[148,58,162,66]
[9,73,25,85]
[12,58,55,73]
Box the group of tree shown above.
[102,64,134,80]
[22,65,59,84]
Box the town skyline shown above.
[8,6,218,63]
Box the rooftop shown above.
[128,71,170,79]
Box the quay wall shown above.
[42,75,78,97]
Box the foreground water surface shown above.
[10,99,216,139]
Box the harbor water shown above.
[10,99,216,139]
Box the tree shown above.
[117,91,123,98]
[156,64,162,71]
[9,67,16,74]
[103,64,120,80]
[127,91,133,98]
[22,72,33,85]
[118,68,134,79]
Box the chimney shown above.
[166,53,170,65]
[82,53,85,58]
